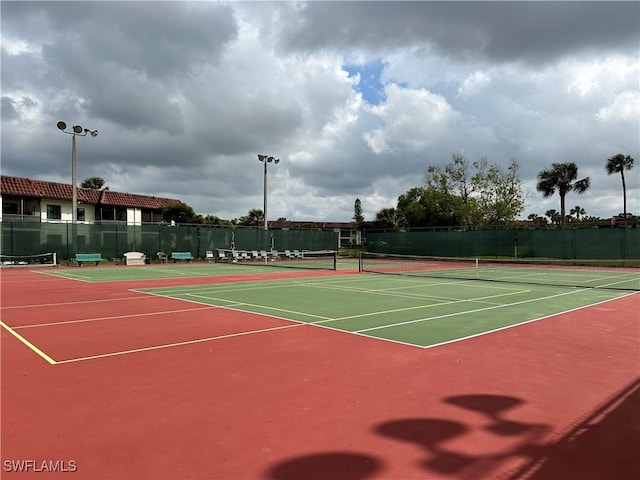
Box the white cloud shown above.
[1,2,638,222]
[597,91,640,122]
[457,71,491,98]
[364,84,458,154]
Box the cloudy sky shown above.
[2,1,639,223]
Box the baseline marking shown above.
[54,322,306,364]
[13,306,218,329]
[0,320,57,364]
[355,287,590,333]
[1,295,160,310]
[173,287,530,325]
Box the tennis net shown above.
[0,252,57,268]
[216,249,337,271]
[359,252,640,291]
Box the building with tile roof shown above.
[0,175,181,224]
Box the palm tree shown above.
[537,163,590,228]
[545,209,560,226]
[80,176,107,189]
[569,205,585,221]
[605,154,635,220]
[374,207,407,230]
[238,209,264,226]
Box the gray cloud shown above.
[277,1,639,65]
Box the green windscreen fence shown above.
[0,222,339,262]
[365,228,639,260]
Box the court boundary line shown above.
[36,262,350,283]
[416,291,639,350]
[356,287,592,333]
[5,277,637,365]
[144,284,531,325]
[140,281,639,351]
[35,269,94,282]
[0,320,57,364]
[36,266,212,283]
[53,322,306,365]
[12,305,219,329]
[1,294,161,310]
[6,291,636,365]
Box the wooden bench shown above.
[75,253,102,266]
[171,252,193,263]
[123,251,146,266]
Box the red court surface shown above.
[1,267,639,479]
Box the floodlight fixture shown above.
[56,120,98,223]
[257,153,280,230]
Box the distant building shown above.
[0,175,180,225]
[268,220,361,247]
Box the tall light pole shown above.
[257,154,279,230]
[57,121,98,223]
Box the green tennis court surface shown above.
[139,274,634,348]
[42,258,357,282]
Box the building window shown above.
[46,204,61,220]
[100,208,114,221]
[77,208,86,222]
[2,202,19,215]
[115,208,127,222]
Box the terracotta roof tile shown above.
[0,176,41,197]
[100,191,180,209]
[0,175,180,209]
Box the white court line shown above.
[1,295,159,310]
[356,287,594,333]
[415,291,639,350]
[13,306,219,329]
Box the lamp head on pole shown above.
[258,154,280,164]
[57,121,98,138]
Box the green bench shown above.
[171,252,193,263]
[75,253,102,266]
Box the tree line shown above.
[357,152,636,230]
[80,151,635,229]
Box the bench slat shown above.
[75,253,102,266]
[171,252,193,262]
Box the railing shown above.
[0,214,41,222]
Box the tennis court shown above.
[2,258,639,479]
[137,274,634,349]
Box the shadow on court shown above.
[375,395,550,479]
[265,385,640,479]
[521,378,640,480]
[266,452,382,480]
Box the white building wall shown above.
[39,199,97,223]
